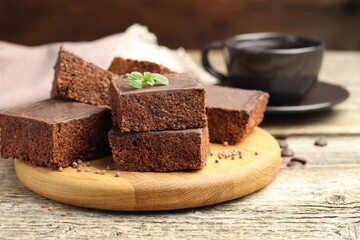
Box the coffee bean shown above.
[290,157,307,165]
[277,140,288,149]
[315,138,327,147]
[273,134,288,140]
[286,161,303,168]
[281,149,294,157]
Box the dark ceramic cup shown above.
[202,33,324,105]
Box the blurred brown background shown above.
[1,0,360,50]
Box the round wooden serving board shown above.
[15,127,281,211]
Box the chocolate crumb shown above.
[216,149,245,161]
[290,157,307,165]
[215,159,219,163]
[223,141,229,146]
[210,151,214,156]
[281,149,295,157]
[277,140,288,149]
[315,138,327,147]
[115,172,121,177]
[58,167,63,172]
[255,151,259,156]
[60,213,67,217]
[40,203,48,208]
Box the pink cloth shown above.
[0,24,216,110]
[0,35,120,110]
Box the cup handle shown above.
[202,41,227,81]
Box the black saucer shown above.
[266,82,349,114]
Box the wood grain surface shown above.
[1,50,360,239]
[14,127,280,211]
[1,136,360,239]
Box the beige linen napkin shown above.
[0,24,216,110]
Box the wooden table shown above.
[1,50,360,239]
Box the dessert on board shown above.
[0,47,268,173]
[109,127,209,172]
[51,46,117,107]
[110,73,207,133]
[108,57,174,76]
[0,99,112,168]
[205,85,269,145]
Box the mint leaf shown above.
[128,72,143,89]
[152,73,169,85]
[127,71,169,89]
[143,72,155,86]
[128,78,143,89]
[128,71,143,81]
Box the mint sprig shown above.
[143,72,155,86]
[128,71,169,89]
[127,72,143,89]
[152,73,169,85]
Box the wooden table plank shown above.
[320,51,360,86]
[2,171,360,239]
[1,50,360,240]
[1,156,360,239]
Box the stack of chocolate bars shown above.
[0,47,210,171]
[0,46,268,172]
[108,73,209,171]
